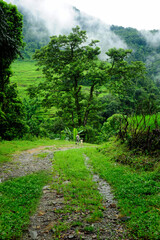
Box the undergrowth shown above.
[100,137,160,171]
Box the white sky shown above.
[66,0,160,30]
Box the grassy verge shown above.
[51,148,104,239]
[84,141,160,239]
[0,139,86,164]
[0,171,51,239]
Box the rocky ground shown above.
[0,146,130,240]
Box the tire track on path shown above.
[0,146,129,239]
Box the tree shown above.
[33,26,107,128]
[105,48,148,114]
[0,1,26,140]
[0,1,24,87]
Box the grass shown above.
[50,148,105,239]
[1,138,159,239]
[10,60,109,100]
[10,60,45,98]
[0,171,51,240]
[83,141,160,240]
[0,138,86,164]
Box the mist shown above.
[5,0,127,57]
[141,30,160,47]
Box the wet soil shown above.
[0,146,129,240]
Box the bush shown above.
[119,114,160,154]
[100,114,123,141]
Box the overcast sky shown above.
[66,0,160,30]
[4,0,160,31]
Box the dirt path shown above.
[0,146,129,240]
[0,146,76,182]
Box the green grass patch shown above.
[0,139,83,164]
[36,152,49,158]
[51,148,104,238]
[0,171,51,239]
[10,60,45,98]
[84,144,160,239]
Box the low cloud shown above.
[5,0,127,57]
[76,11,127,59]
[141,30,160,47]
[5,0,77,34]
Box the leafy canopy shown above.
[33,26,108,128]
[0,0,26,140]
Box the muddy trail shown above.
[0,146,129,240]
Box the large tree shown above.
[0,0,26,140]
[105,48,152,114]
[0,0,24,87]
[33,26,107,128]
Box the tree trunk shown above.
[74,76,82,126]
[83,84,95,126]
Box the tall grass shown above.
[128,114,160,132]
[119,113,160,153]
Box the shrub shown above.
[118,114,160,154]
[100,114,123,141]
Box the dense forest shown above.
[0,0,160,152]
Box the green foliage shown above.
[0,83,27,140]
[119,114,160,153]
[99,94,121,120]
[110,26,148,62]
[106,48,150,114]
[0,0,24,67]
[0,1,26,140]
[61,127,73,141]
[0,0,24,90]
[0,171,50,239]
[33,26,107,128]
[100,114,123,141]
[23,98,46,137]
[73,128,78,141]
[110,25,160,84]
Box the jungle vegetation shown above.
[0,0,159,153]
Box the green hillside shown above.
[11,60,45,98]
